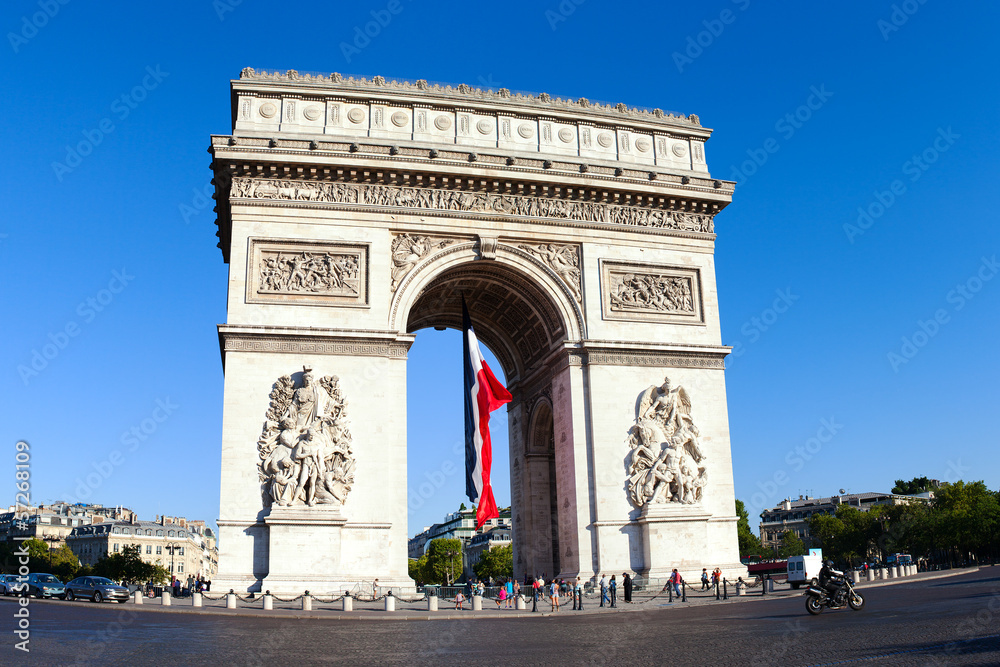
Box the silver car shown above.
[64,576,130,603]
[0,574,20,595]
[25,573,65,599]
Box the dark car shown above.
[25,573,65,599]
[64,576,130,603]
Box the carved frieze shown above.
[247,239,369,307]
[600,260,703,324]
[626,377,708,508]
[231,177,715,234]
[390,234,455,291]
[257,366,356,509]
[517,243,582,303]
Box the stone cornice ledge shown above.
[218,325,415,367]
[565,340,730,369]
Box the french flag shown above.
[463,297,512,530]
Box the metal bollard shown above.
[133,590,143,605]
[472,595,482,611]
[193,592,203,607]
[302,591,312,611]
[427,595,438,611]
[227,590,236,609]
[342,594,352,612]
[162,589,171,606]
[263,591,273,610]
[682,582,687,602]
[668,583,673,602]
[723,579,728,600]
[715,581,720,600]
[384,591,395,612]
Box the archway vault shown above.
[397,243,584,385]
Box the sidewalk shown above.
[1,567,979,621]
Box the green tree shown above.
[408,554,428,583]
[93,544,167,585]
[473,544,513,582]
[932,481,1000,562]
[422,539,463,585]
[892,476,934,495]
[735,500,763,557]
[48,544,81,582]
[777,530,806,559]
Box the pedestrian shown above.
[670,568,682,597]
[513,578,521,605]
[550,578,560,611]
[373,578,380,598]
[531,577,539,612]
[455,591,465,610]
[172,576,180,598]
[701,568,710,590]
[505,579,514,609]
[599,574,607,607]
[623,572,632,603]
[609,575,617,608]
[712,568,721,588]
[575,577,584,610]
[497,585,507,609]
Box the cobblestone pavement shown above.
[3,568,998,665]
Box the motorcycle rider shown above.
[818,559,847,606]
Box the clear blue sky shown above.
[2,1,997,538]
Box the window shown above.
[156,530,163,536]
[146,545,152,554]
[178,547,184,556]
[156,546,162,555]
[177,563,184,573]
[113,543,119,553]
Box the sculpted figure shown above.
[257,367,356,508]
[626,377,709,508]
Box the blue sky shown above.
[2,1,997,538]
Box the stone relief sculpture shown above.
[257,367,356,508]
[390,234,455,291]
[626,377,708,507]
[232,177,715,234]
[259,250,360,296]
[518,243,582,302]
[610,273,694,314]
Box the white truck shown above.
[786,553,824,589]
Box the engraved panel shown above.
[247,238,370,308]
[600,260,703,324]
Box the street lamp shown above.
[444,550,458,586]
[165,542,181,578]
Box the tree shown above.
[735,500,763,557]
[473,544,513,582]
[892,476,934,495]
[777,530,806,559]
[408,554,428,584]
[48,544,81,582]
[932,481,1000,562]
[422,539,463,585]
[93,544,168,585]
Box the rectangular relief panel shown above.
[247,238,369,308]
[600,260,703,324]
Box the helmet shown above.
[824,559,834,568]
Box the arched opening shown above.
[403,257,573,582]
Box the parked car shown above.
[0,573,21,595]
[64,576,130,603]
[25,573,65,599]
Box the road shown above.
[3,569,998,665]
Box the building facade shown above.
[67,515,219,580]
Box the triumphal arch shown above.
[209,69,742,594]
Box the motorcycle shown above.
[804,578,865,615]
